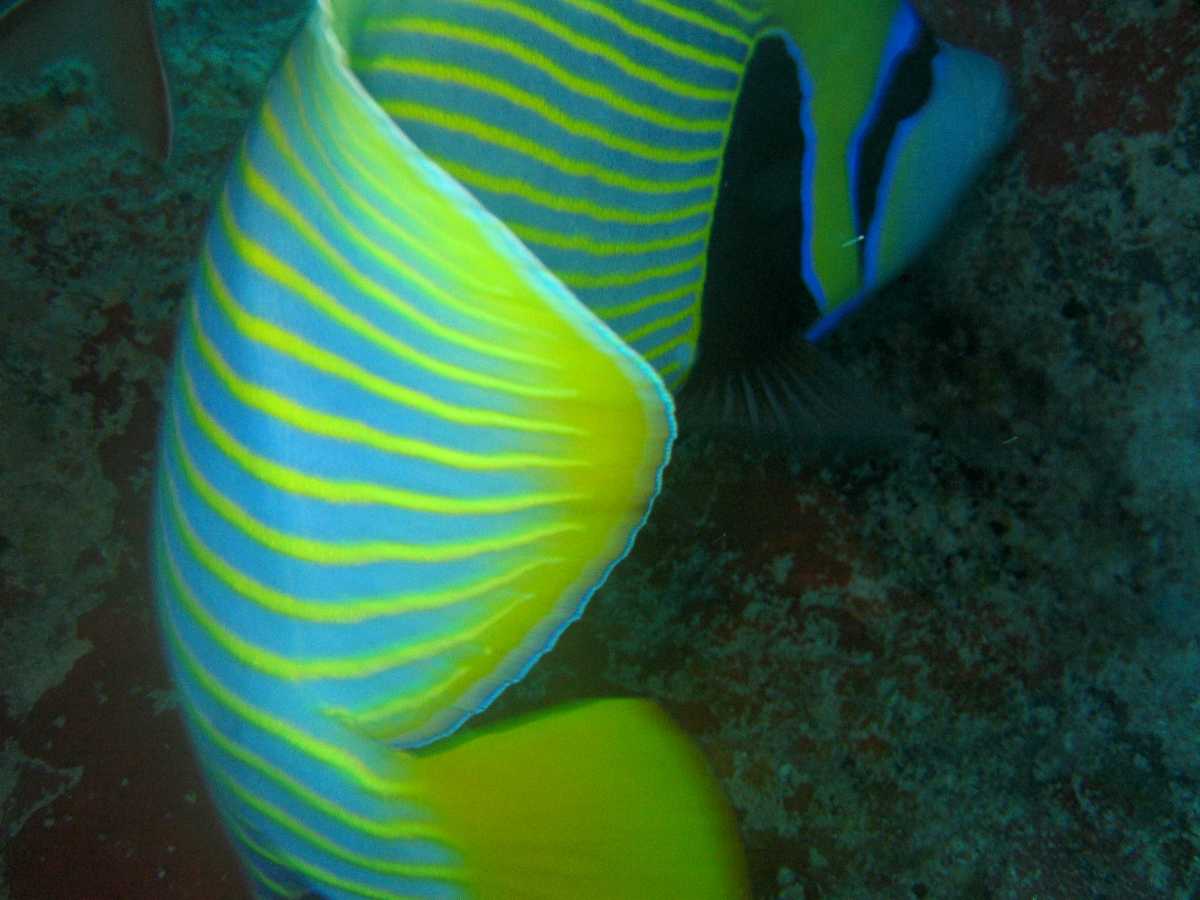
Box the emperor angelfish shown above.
[152,1,1009,897]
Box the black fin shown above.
[685,35,909,457]
[676,338,912,456]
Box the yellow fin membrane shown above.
[415,699,750,900]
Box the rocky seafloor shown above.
[2,1,1198,897]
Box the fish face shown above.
[783,1,1014,340]
[862,42,1014,296]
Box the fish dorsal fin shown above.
[865,42,1013,290]
[0,0,171,159]
[155,0,673,753]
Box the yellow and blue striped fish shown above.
[152,0,1010,897]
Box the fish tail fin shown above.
[0,0,171,159]
[412,699,749,900]
[90,0,172,161]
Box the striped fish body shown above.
[154,0,739,896]
[152,0,1009,896]
[352,0,765,391]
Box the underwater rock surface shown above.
[1,1,1198,897]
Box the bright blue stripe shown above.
[576,262,700,310]
[222,164,536,405]
[160,607,463,899]
[367,28,730,157]
[362,67,723,179]
[171,372,546,550]
[628,310,695,357]
[782,33,825,310]
[805,287,871,341]
[280,57,475,311]
[603,288,697,334]
[849,0,921,288]
[532,237,706,291]
[861,89,924,309]
[160,464,480,759]
[178,312,535,502]
[161,406,536,623]
[541,0,745,85]
[189,264,534,464]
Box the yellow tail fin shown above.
[413,699,749,899]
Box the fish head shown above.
[861,41,1014,296]
[770,1,1015,340]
